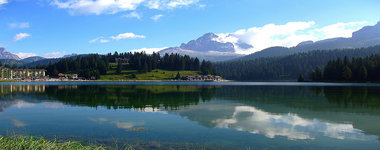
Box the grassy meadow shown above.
[99,63,201,81]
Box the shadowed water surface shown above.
[1,82,380,149]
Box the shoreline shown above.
[0,79,232,82]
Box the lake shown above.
[1,82,380,149]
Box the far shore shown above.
[0,79,232,82]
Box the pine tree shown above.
[342,66,353,81]
[116,62,122,74]
[358,65,368,81]
[297,74,305,82]
[175,72,181,80]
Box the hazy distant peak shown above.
[352,21,380,40]
[62,53,78,58]
[297,41,314,47]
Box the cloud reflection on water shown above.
[9,118,27,127]
[212,106,376,141]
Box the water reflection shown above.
[8,118,27,127]
[1,83,380,148]
[212,106,371,140]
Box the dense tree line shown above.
[46,54,109,79]
[215,45,380,81]
[310,55,380,82]
[44,52,215,79]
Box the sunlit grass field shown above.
[0,136,107,150]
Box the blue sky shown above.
[0,0,380,58]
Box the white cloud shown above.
[122,11,141,19]
[315,21,368,39]
[9,22,30,29]
[52,0,200,15]
[16,52,38,59]
[52,0,145,15]
[166,0,198,8]
[44,51,66,58]
[0,0,7,5]
[99,39,110,43]
[213,21,370,55]
[89,36,109,43]
[110,32,146,40]
[13,33,31,41]
[129,47,168,54]
[90,32,145,44]
[145,0,199,9]
[151,14,163,21]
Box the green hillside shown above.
[99,63,201,81]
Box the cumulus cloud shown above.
[213,21,370,54]
[44,51,66,58]
[122,11,141,19]
[151,14,163,21]
[110,32,146,40]
[129,47,168,54]
[13,33,31,41]
[9,22,30,29]
[51,0,200,15]
[16,52,38,59]
[0,0,7,5]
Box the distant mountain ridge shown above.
[20,56,45,64]
[240,21,380,60]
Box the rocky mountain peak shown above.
[0,47,21,60]
[179,33,235,53]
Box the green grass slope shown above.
[99,63,201,81]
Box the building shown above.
[115,58,129,64]
[12,69,46,79]
[0,67,13,79]
[0,67,46,80]
[185,75,223,81]
[58,73,78,80]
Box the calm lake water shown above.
[1,82,380,149]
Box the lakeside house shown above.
[115,58,129,64]
[0,67,46,80]
[185,75,223,81]
[58,73,78,80]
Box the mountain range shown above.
[158,33,245,61]
[1,21,380,64]
[159,21,380,61]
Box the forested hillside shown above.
[310,55,380,82]
[43,52,215,79]
[215,45,380,81]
